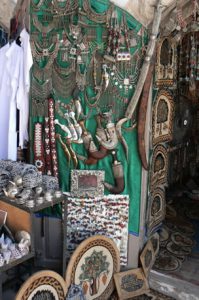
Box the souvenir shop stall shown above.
[2,0,197,298]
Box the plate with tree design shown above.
[65,235,120,300]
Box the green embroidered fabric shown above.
[30,0,147,234]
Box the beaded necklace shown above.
[52,68,76,98]
[31,37,60,69]
[52,0,78,15]
[80,0,113,24]
[34,122,46,174]
[48,98,59,179]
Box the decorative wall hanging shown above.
[67,195,129,266]
[150,232,160,257]
[140,240,155,278]
[70,170,105,198]
[148,188,166,234]
[152,89,174,146]
[113,268,149,299]
[150,145,168,188]
[155,37,177,87]
[15,270,67,300]
[65,235,120,300]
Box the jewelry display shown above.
[44,117,53,176]
[34,122,46,174]
[48,98,59,178]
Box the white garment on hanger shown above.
[18,28,33,149]
[0,43,11,159]
[0,30,33,160]
[6,41,24,160]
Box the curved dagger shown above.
[138,53,156,170]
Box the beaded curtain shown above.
[30,0,147,234]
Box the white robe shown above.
[6,41,24,160]
[0,29,33,160]
[0,43,11,159]
[18,29,33,149]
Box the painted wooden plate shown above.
[65,235,120,300]
[15,270,67,300]
[166,241,192,257]
[153,253,181,272]
[114,268,149,299]
[150,232,160,257]
[170,232,194,247]
[140,240,155,278]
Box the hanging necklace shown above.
[53,58,76,76]
[34,122,46,174]
[52,69,76,98]
[32,63,52,82]
[31,37,59,69]
[52,0,78,15]
[80,0,113,24]
[44,117,53,176]
[32,13,55,34]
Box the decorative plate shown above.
[153,253,181,272]
[158,226,169,242]
[15,270,67,300]
[150,232,160,257]
[170,232,194,247]
[166,241,192,257]
[166,220,195,236]
[114,268,149,299]
[140,240,155,278]
[65,235,120,300]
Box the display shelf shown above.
[0,194,67,298]
[0,252,34,273]
[0,195,65,213]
